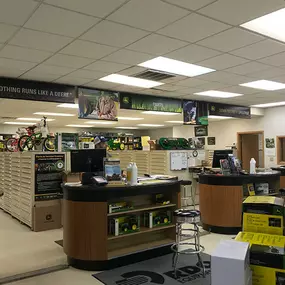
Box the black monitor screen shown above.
[212,150,233,168]
[70,149,106,173]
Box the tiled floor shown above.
[0,210,66,280]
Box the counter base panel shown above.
[202,223,241,235]
[67,243,173,271]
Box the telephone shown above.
[81,172,108,186]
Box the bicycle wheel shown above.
[43,137,55,151]
[6,138,18,152]
[18,135,30,151]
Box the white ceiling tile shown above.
[9,28,73,52]
[117,66,147,76]
[198,54,248,70]
[0,58,36,71]
[258,52,285,67]
[107,0,189,32]
[160,75,186,84]
[54,76,92,85]
[158,13,230,42]
[44,54,94,68]
[29,64,76,76]
[220,85,260,95]
[68,69,108,80]
[176,87,204,94]
[127,34,188,56]
[199,0,285,25]
[44,0,127,18]
[247,67,285,79]
[224,62,271,75]
[24,4,99,38]
[84,61,130,73]
[0,68,25,78]
[230,39,285,60]
[154,84,187,92]
[102,49,153,65]
[20,72,61,82]
[84,79,119,90]
[197,28,264,52]
[166,44,221,63]
[0,0,38,26]
[0,45,52,63]
[165,0,216,11]
[60,40,117,59]
[0,24,19,44]
[198,81,231,90]
[176,78,210,87]
[80,20,148,48]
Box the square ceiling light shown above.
[138,56,215,77]
[251,101,285,108]
[240,80,285,91]
[241,8,285,43]
[34,112,74,117]
[115,127,139,129]
[99,74,163,88]
[137,124,164,127]
[208,115,233,119]
[17,118,55,121]
[194,90,243,98]
[84,121,116,124]
[142,111,179,115]
[57,103,79,108]
[117,117,144,121]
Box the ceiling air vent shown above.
[134,70,176,81]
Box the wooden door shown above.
[241,134,259,171]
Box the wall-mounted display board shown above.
[78,88,119,121]
[170,152,188,170]
[208,137,216,145]
[0,77,75,103]
[183,100,208,125]
[209,103,251,119]
[195,125,208,137]
[120,92,182,113]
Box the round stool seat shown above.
[180,180,192,186]
[174,209,200,217]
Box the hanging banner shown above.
[120,93,182,113]
[209,103,251,119]
[0,77,75,103]
[183,100,208,125]
[78,88,119,121]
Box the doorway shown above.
[237,131,264,171]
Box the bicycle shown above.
[159,137,190,150]
[5,137,19,152]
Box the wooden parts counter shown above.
[62,180,181,270]
[199,173,280,235]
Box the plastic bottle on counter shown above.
[131,163,138,186]
[250,158,256,174]
[127,162,133,184]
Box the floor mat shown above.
[93,253,210,285]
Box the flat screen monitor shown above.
[70,149,106,173]
[212,150,233,168]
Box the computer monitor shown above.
[70,149,106,174]
[212,150,233,168]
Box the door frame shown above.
[276,136,285,165]
[237,131,264,168]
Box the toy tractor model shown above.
[154,212,170,225]
[107,139,125,151]
[121,216,138,232]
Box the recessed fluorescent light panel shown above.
[138,57,215,77]
[137,124,164,127]
[17,118,55,121]
[142,111,179,116]
[194,90,243,98]
[84,121,116,124]
[99,74,163,88]
[66,124,94,128]
[251,101,285,108]
[165,121,183,123]
[115,127,139,129]
[57,103,79,109]
[241,8,285,42]
[240,80,285,91]
[4,122,35,125]
[34,112,74,117]
[208,115,233,119]
[118,117,144,121]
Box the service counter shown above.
[199,172,281,235]
[271,167,285,188]
[62,180,181,270]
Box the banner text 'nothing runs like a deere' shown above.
[0,77,75,103]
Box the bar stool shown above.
[181,180,192,208]
[171,209,205,278]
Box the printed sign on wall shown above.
[209,103,251,119]
[0,77,75,103]
[183,100,208,125]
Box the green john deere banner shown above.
[209,103,251,119]
[120,93,182,113]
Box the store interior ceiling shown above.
[1,0,285,129]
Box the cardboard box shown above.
[243,196,284,236]
[236,232,285,285]
[63,172,81,183]
[33,200,62,232]
[211,240,251,285]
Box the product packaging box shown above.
[108,201,133,214]
[110,215,140,236]
[144,210,171,228]
[33,200,62,232]
[211,240,251,285]
[236,232,285,285]
[243,196,284,235]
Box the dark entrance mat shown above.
[93,253,210,285]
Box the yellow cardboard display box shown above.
[236,232,285,285]
[243,196,284,236]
